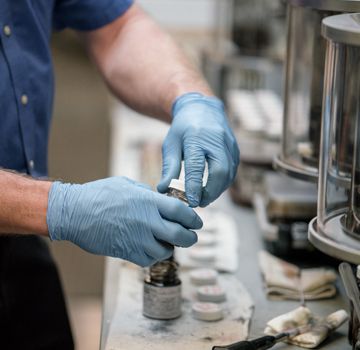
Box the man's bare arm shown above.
[82,3,240,207]
[83,4,212,122]
[0,170,50,235]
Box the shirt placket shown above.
[0,3,35,175]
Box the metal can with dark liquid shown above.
[143,179,187,320]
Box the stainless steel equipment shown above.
[203,53,283,102]
[204,0,286,205]
[309,13,360,263]
[274,0,360,182]
[227,87,282,206]
[231,0,286,59]
[204,0,286,99]
[254,173,318,255]
[339,262,360,349]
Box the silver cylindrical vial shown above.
[143,282,182,320]
[143,179,186,320]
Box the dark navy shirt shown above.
[0,0,133,177]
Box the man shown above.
[0,1,239,349]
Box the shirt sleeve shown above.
[53,0,134,31]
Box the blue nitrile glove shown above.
[157,92,240,207]
[47,177,202,267]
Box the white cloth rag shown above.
[258,250,337,300]
[264,306,348,348]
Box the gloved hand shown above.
[157,92,240,207]
[47,176,202,267]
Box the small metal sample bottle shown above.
[143,179,187,320]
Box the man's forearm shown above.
[84,4,212,122]
[0,170,51,235]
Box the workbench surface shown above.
[100,105,350,350]
[100,195,350,350]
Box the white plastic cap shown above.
[197,285,226,303]
[190,268,218,286]
[197,233,217,247]
[169,179,185,193]
[192,302,223,321]
[190,247,216,262]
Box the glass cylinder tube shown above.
[274,0,360,182]
[309,13,360,263]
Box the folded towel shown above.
[258,250,337,300]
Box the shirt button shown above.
[3,25,11,37]
[21,94,28,106]
[29,160,34,170]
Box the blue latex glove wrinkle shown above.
[47,177,202,267]
[158,92,240,207]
